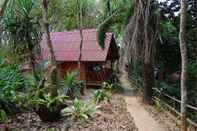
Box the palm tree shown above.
[97,0,133,48]
[2,0,42,84]
[179,0,188,130]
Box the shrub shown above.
[0,110,7,122]
[153,96,161,110]
[102,81,124,93]
[102,82,113,93]
[92,82,113,104]
[0,65,25,97]
[93,89,110,104]
[62,99,96,121]
[0,61,26,114]
[30,90,67,111]
[60,71,83,99]
[29,89,68,122]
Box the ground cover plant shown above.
[29,89,68,122]
[62,99,96,121]
[61,71,83,99]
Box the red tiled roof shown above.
[41,29,113,62]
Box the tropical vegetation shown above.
[0,0,196,130]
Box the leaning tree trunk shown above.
[29,49,40,83]
[42,0,58,97]
[0,0,9,17]
[42,0,56,65]
[77,0,83,77]
[179,0,188,131]
[76,0,84,94]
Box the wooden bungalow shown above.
[41,29,119,86]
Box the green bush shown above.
[28,89,68,122]
[92,82,113,104]
[0,66,24,97]
[102,82,113,92]
[187,62,197,106]
[62,99,96,121]
[153,96,161,110]
[29,89,67,112]
[0,61,26,114]
[0,109,8,122]
[60,71,83,98]
[93,89,110,104]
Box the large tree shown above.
[179,0,188,130]
[97,0,158,104]
[123,0,158,104]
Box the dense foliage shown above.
[0,57,25,114]
[61,72,83,99]
[127,0,197,122]
[0,0,196,127]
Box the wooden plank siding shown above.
[58,62,113,87]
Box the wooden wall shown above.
[58,62,112,86]
[58,62,86,82]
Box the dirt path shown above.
[120,73,166,131]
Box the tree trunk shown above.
[0,0,9,17]
[179,0,188,131]
[76,0,84,93]
[42,0,56,66]
[78,29,83,79]
[143,61,154,104]
[143,0,154,104]
[123,0,157,104]
[42,0,58,97]
[77,0,83,72]
[29,50,39,84]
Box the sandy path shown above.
[120,73,166,131]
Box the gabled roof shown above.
[41,29,113,62]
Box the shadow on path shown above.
[119,72,166,131]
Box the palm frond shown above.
[97,13,116,49]
[97,1,134,49]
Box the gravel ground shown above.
[1,94,138,131]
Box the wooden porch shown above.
[85,62,113,87]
